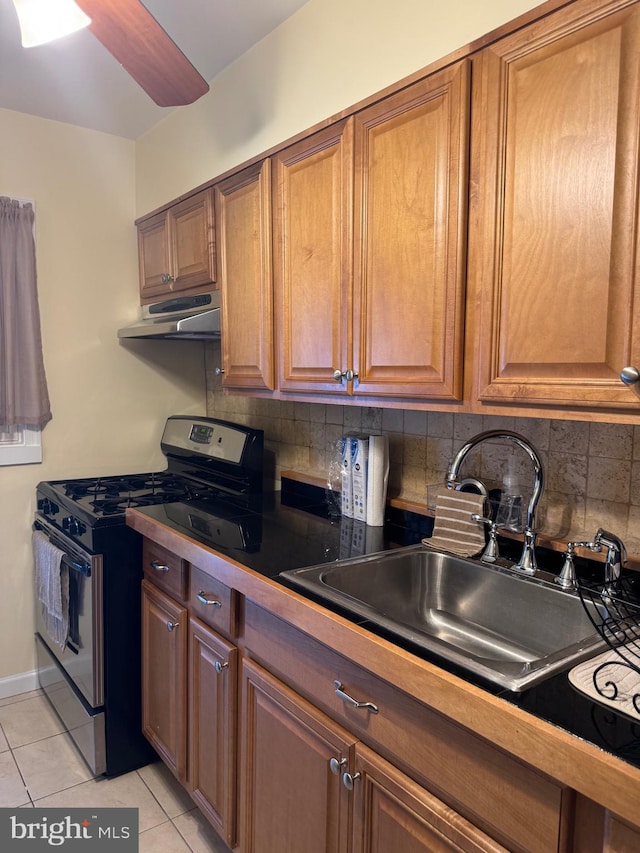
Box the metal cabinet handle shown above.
[333,680,378,714]
[333,369,357,383]
[215,367,225,375]
[329,757,347,775]
[214,661,229,674]
[342,771,361,790]
[620,366,640,386]
[150,560,169,573]
[197,592,223,608]
[161,273,175,283]
[166,621,179,632]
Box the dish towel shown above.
[422,490,486,557]
[569,648,640,722]
[33,530,69,651]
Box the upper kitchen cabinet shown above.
[469,0,640,411]
[274,119,353,395]
[215,161,275,391]
[352,62,470,400]
[274,62,470,400]
[137,188,216,304]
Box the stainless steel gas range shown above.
[34,416,264,777]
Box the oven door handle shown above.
[33,519,92,577]
[61,555,91,577]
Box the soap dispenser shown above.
[496,457,523,532]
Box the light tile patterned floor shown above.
[0,690,231,852]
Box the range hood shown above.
[118,292,221,340]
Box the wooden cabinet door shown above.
[240,658,352,853]
[273,119,353,394]
[138,211,171,302]
[168,188,216,295]
[189,617,238,846]
[352,61,470,400]
[350,743,508,853]
[215,160,275,390]
[604,813,640,852]
[141,579,188,782]
[470,0,640,410]
[137,188,215,304]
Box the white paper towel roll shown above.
[366,434,389,526]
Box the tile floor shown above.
[0,689,231,852]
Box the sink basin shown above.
[281,545,607,691]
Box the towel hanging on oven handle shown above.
[32,519,92,577]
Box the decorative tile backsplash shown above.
[206,361,640,556]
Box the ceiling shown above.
[0,0,309,139]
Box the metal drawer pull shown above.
[150,560,170,573]
[329,757,347,775]
[197,592,222,607]
[333,680,378,714]
[342,771,361,791]
[166,621,179,632]
[214,661,229,673]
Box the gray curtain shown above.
[0,197,51,428]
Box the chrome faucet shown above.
[446,430,544,574]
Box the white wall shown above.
[0,108,206,685]
[135,0,543,215]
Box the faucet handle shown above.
[471,514,499,562]
[554,540,599,589]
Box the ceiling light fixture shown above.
[12,0,91,48]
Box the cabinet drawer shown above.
[143,539,188,601]
[243,601,568,853]
[189,565,237,639]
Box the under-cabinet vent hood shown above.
[117,292,221,340]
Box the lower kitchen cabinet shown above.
[136,532,640,853]
[141,579,188,782]
[350,743,508,853]
[240,658,507,853]
[141,572,239,847]
[242,600,569,853]
[189,616,238,846]
[240,658,351,853]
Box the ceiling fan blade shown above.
[74,0,210,107]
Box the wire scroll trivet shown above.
[577,576,640,715]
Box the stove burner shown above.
[61,473,202,505]
[91,494,183,515]
[84,481,225,516]
[65,480,112,499]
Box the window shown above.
[0,424,42,465]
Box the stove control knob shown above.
[39,498,57,516]
[62,516,82,536]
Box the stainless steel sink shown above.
[281,545,606,691]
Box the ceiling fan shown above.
[12,0,210,107]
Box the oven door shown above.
[33,516,103,709]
